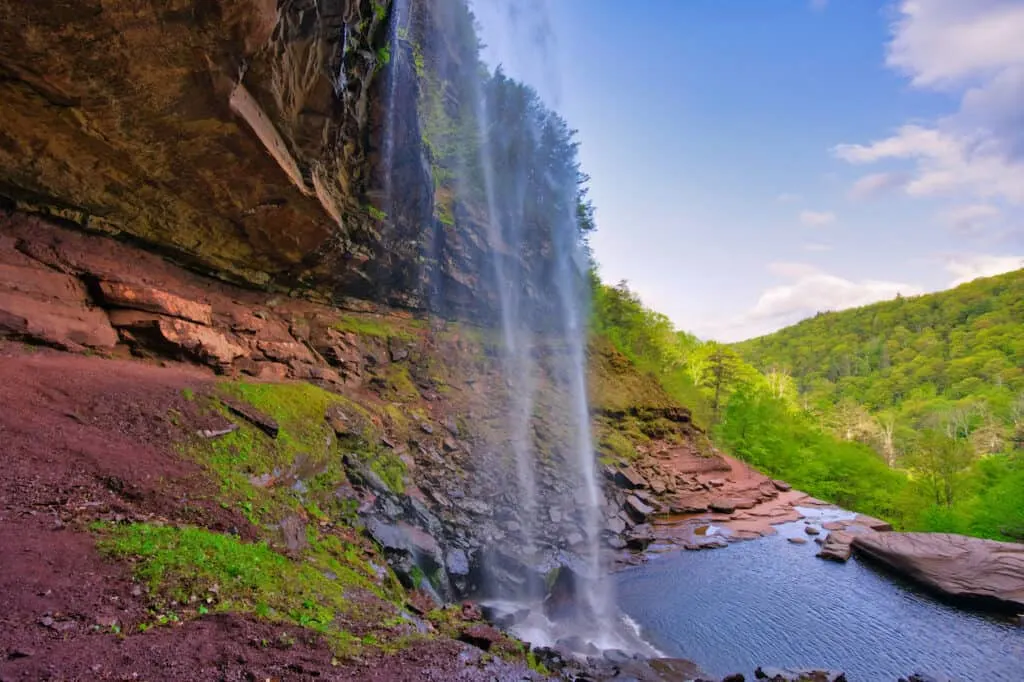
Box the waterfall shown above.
[381,0,407,208]
[377,0,647,656]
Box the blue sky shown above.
[472,0,1024,341]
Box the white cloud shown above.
[799,210,837,227]
[944,253,1023,285]
[697,264,922,341]
[848,171,909,199]
[834,125,1024,203]
[886,0,1024,88]
[802,242,833,252]
[834,1,1024,206]
[944,204,1001,234]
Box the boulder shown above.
[669,495,708,514]
[851,532,1024,611]
[96,280,212,325]
[788,537,808,545]
[625,495,655,522]
[458,624,502,651]
[256,339,317,365]
[817,531,854,562]
[615,466,649,490]
[772,480,792,492]
[755,667,846,682]
[0,290,118,350]
[110,311,247,369]
[852,514,894,532]
[709,499,736,514]
[606,516,627,534]
[0,263,118,350]
[220,397,280,439]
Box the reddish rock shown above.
[853,514,894,532]
[0,290,118,350]
[97,281,212,326]
[257,339,316,365]
[805,525,821,536]
[788,537,808,545]
[772,480,792,492]
[289,363,341,385]
[458,624,502,651]
[817,531,854,562]
[110,311,247,369]
[460,601,483,621]
[670,495,708,514]
[709,499,736,514]
[851,532,1024,610]
[823,521,846,531]
[0,263,118,350]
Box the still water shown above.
[616,521,1023,681]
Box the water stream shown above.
[617,520,1024,681]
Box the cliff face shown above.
[0,0,436,305]
[0,0,584,325]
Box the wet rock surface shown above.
[817,531,854,563]
[851,532,1024,611]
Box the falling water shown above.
[474,88,542,566]
[381,0,407,206]
[377,0,643,655]
[465,0,621,651]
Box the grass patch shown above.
[94,523,391,653]
[598,429,639,461]
[381,365,420,402]
[332,314,424,341]
[188,381,384,524]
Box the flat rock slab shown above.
[817,531,854,562]
[615,466,649,490]
[852,532,1024,611]
[852,514,894,532]
[625,495,655,522]
[98,280,212,326]
[220,397,280,438]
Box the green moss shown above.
[332,314,423,341]
[94,523,388,653]
[187,382,380,525]
[365,445,407,494]
[599,429,638,461]
[526,650,550,676]
[382,365,420,402]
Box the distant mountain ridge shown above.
[733,268,1024,416]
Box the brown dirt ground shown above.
[0,343,539,681]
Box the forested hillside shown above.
[735,268,1023,435]
[591,272,1024,541]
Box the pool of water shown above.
[616,520,1023,681]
